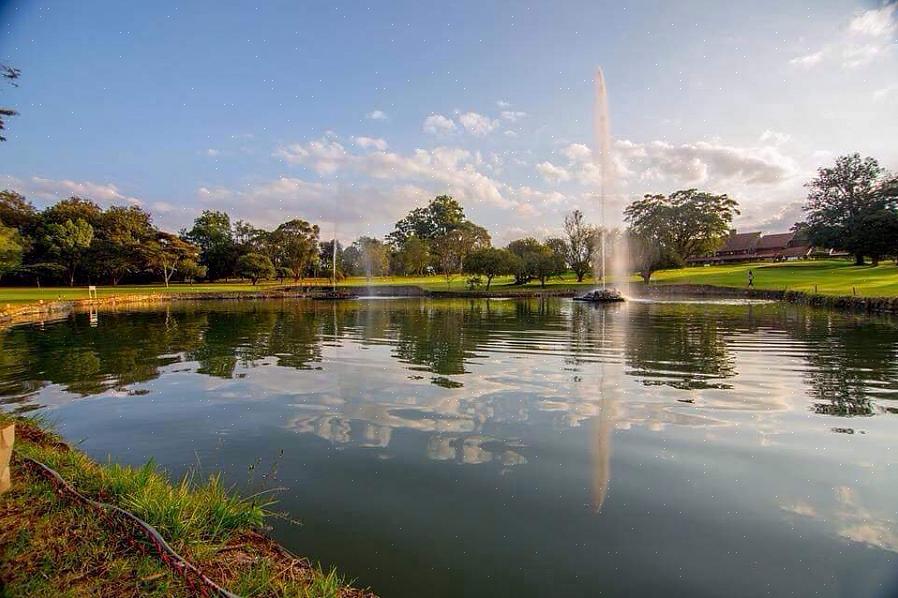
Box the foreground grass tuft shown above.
[0,415,374,597]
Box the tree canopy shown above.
[800,153,898,265]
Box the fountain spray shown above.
[575,67,624,303]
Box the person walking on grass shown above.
[747,269,754,288]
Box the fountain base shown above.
[573,288,626,303]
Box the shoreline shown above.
[2,282,897,329]
[0,415,373,597]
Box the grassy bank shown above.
[648,260,898,296]
[0,415,371,598]
[1,259,897,307]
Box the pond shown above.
[2,297,897,597]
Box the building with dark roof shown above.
[688,230,811,264]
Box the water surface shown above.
[2,298,897,597]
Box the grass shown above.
[2,259,897,307]
[0,414,370,597]
[647,259,898,297]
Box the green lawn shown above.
[0,282,284,306]
[2,260,897,306]
[648,260,898,296]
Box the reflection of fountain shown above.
[590,301,616,512]
[579,66,625,303]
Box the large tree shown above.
[237,252,275,285]
[182,210,239,280]
[563,210,597,282]
[0,190,38,231]
[800,154,898,265]
[354,236,389,279]
[624,189,739,263]
[44,218,94,286]
[395,236,429,275]
[271,219,320,282]
[388,195,466,245]
[90,205,155,285]
[0,220,23,280]
[463,247,518,289]
[144,232,201,287]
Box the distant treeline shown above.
[0,154,894,287]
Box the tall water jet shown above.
[593,67,612,290]
[575,66,625,303]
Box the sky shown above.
[0,0,896,244]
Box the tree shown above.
[271,219,320,283]
[0,63,21,142]
[388,195,466,245]
[178,258,207,283]
[800,154,898,265]
[463,247,518,289]
[0,220,23,280]
[353,236,389,279]
[430,232,465,288]
[0,190,38,231]
[627,230,665,283]
[624,189,739,263]
[545,237,569,265]
[91,205,155,285]
[563,210,597,282]
[342,245,363,276]
[44,218,93,286]
[319,239,344,280]
[182,210,239,280]
[145,232,201,286]
[43,196,103,229]
[395,236,430,275]
[506,237,544,284]
[857,209,898,266]
[237,252,275,285]
[528,245,566,287]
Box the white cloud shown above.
[790,4,897,69]
[205,148,221,157]
[560,143,593,163]
[536,161,571,183]
[496,100,511,108]
[422,113,457,135]
[366,110,388,120]
[759,130,791,145]
[873,82,898,102]
[457,112,499,136]
[0,174,142,207]
[353,136,389,151]
[500,110,527,122]
[789,50,825,67]
[197,177,426,233]
[274,136,517,209]
[849,3,897,37]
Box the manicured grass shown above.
[2,259,897,306]
[648,260,898,297]
[0,281,285,305]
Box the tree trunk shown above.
[576,271,584,282]
[855,254,865,265]
[69,270,75,287]
[486,275,492,290]
[641,271,652,284]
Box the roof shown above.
[756,232,795,250]
[781,245,811,258]
[719,232,761,253]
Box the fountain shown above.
[575,66,626,304]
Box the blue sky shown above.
[1,0,896,243]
